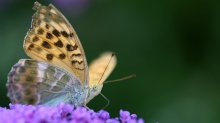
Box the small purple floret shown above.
[0,103,144,123]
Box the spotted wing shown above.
[89,52,117,87]
[24,2,88,84]
[7,59,81,106]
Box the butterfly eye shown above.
[92,86,97,91]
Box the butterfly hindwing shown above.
[24,2,88,84]
[7,59,81,105]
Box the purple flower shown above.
[0,103,144,123]
[120,110,131,121]
[98,110,110,120]
[52,0,90,14]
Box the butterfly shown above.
[6,2,117,107]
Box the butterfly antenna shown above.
[100,93,110,109]
[104,74,136,84]
[98,53,115,84]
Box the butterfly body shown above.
[7,2,117,107]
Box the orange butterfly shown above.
[7,2,116,106]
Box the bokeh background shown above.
[0,0,220,122]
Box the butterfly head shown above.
[86,84,103,103]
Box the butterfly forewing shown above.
[24,2,88,84]
[89,52,117,87]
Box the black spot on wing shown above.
[61,31,69,38]
[45,24,50,29]
[59,53,66,59]
[71,60,83,65]
[42,41,52,49]
[66,44,77,51]
[70,33,74,37]
[46,54,54,60]
[32,36,39,42]
[72,53,81,57]
[52,29,61,37]
[54,40,63,48]
[46,33,53,39]
[37,28,44,35]
[28,44,34,50]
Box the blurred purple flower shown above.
[53,0,89,14]
[0,103,144,123]
[0,0,12,9]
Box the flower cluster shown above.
[0,103,144,123]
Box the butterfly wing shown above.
[24,2,88,84]
[7,59,83,106]
[89,52,117,87]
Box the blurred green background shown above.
[0,0,220,122]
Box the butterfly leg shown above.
[84,90,89,104]
[83,105,91,110]
[100,93,110,109]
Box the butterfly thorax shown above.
[66,86,89,106]
[86,84,103,104]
